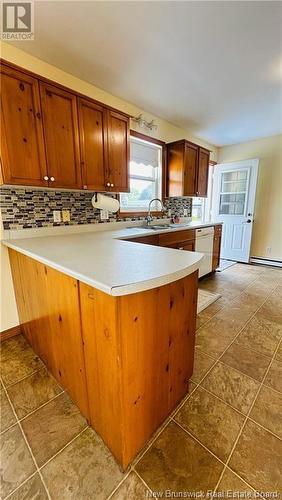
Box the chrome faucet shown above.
[145,198,166,226]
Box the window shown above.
[120,135,163,213]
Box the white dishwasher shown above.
[195,227,214,278]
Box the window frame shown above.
[118,130,166,217]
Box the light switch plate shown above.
[62,209,71,222]
[100,210,109,220]
[53,210,61,223]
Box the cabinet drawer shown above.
[126,235,159,246]
[159,229,195,246]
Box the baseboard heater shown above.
[250,256,282,268]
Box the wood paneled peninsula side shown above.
[4,227,203,469]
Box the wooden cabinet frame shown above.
[0,59,130,192]
[167,139,210,198]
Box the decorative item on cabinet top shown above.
[0,187,192,230]
[0,59,130,193]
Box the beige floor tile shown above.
[250,385,282,438]
[136,421,223,495]
[195,317,235,358]
[229,420,282,492]
[21,392,87,467]
[259,295,282,325]
[191,350,215,383]
[0,424,36,498]
[264,359,282,393]
[275,343,282,362]
[216,300,257,328]
[7,368,62,419]
[0,336,43,387]
[217,468,255,494]
[42,427,123,500]
[236,313,281,357]
[110,472,149,499]
[202,362,259,414]
[174,387,244,461]
[1,391,16,432]
[8,473,48,500]
[221,343,271,382]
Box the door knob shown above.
[106,182,111,187]
[50,176,55,182]
[243,219,252,224]
[43,175,49,181]
[110,183,114,187]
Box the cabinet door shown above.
[180,240,195,252]
[40,83,81,189]
[184,142,198,196]
[212,234,221,271]
[167,142,185,197]
[197,147,210,197]
[107,110,129,192]
[0,65,47,186]
[126,235,159,246]
[78,98,108,191]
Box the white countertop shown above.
[2,221,220,296]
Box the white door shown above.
[211,159,259,263]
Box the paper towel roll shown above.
[91,193,120,213]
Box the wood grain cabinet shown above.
[107,110,129,192]
[0,64,47,186]
[167,140,210,197]
[0,60,130,191]
[40,83,82,189]
[212,224,222,271]
[78,98,108,191]
[159,229,195,250]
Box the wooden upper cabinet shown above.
[0,61,130,191]
[0,65,47,186]
[184,142,198,196]
[167,140,210,197]
[197,147,210,197]
[107,110,129,192]
[78,98,108,191]
[40,83,82,189]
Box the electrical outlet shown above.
[62,209,70,222]
[100,210,109,221]
[53,210,61,223]
[266,246,272,255]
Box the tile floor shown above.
[1,263,281,499]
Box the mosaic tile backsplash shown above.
[0,187,192,230]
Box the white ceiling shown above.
[11,1,282,146]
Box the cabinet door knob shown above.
[50,176,55,182]
[110,183,114,187]
[43,175,49,181]
[106,182,111,187]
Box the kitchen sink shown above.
[148,224,171,230]
[126,223,192,231]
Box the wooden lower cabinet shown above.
[8,250,89,418]
[212,225,222,271]
[9,249,198,470]
[80,272,197,468]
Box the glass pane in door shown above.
[219,169,248,215]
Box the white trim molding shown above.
[250,257,282,268]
